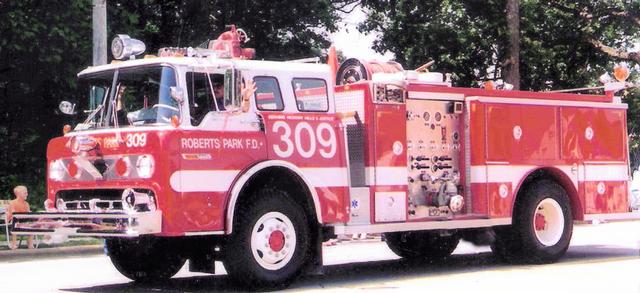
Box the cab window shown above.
[254,76,284,111]
[186,72,224,125]
[292,78,328,112]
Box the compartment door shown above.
[372,102,408,222]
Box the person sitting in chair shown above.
[7,185,33,249]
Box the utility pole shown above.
[505,0,520,90]
[92,0,107,66]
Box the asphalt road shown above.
[1,221,638,292]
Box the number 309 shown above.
[272,121,336,159]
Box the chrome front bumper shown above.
[11,210,161,237]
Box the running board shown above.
[331,218,511,235]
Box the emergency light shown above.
[111,34,146,60]
[613,62,630,82]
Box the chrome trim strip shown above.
[184,231,225,236]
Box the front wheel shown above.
[223,190,310,289]
[492,180,573,263]
[105,236,186,282]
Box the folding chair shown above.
[0,200,38,249]
[0,200,10,248]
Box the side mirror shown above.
[169,86,185,104]
[169,86,185,128]
[59,101,76,115]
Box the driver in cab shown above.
[115,85,158,125]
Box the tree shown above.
[0,0,93,207]
[360,0,508,86]
[361,0,640,90]
[106,0,345,61]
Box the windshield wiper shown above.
[84,104,104,124]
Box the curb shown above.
[0,244,104,262]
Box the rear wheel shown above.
[105,236,186,282]
[384,231,459,261]
[223,190,310,289]
[492,180,573,263]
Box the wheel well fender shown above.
[513,167,583,221]
[225,160,322,234]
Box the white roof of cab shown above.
[77,57,330,77]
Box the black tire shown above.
[491,226,523,262]
[223,189,310,289]
[105,236,186,282]
[492,180,573,263]
[384,231,459,261]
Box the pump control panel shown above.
[406,98,464,218]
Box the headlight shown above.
[44,199,56,212]
[115,157,131,177]
[49,160,65,181]
[56,198,67,211]
[121,188,157,212]
[136,155,155,178]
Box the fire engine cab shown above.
[13,26,640,288]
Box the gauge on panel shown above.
[423,111,431,121]
[435,112,442,122]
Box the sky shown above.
[329,5,394,61]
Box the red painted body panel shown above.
[173,130,267,232]
[461,88,628,220]
[314,186,349,222]
[469,102,487,166]
[486,104,558,163]
[560,108,626,161]
[373,103,407,168]
[583,181,629,214]
[487,182,514,217]
[470,183,488,215]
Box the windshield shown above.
[75,66,178,130]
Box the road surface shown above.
[1,221,638,292]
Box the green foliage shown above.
[361,0,640,89]
[0,0,93,207]
[360,0,508,86]
[106,0,340,60]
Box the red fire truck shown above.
[13,26,640,288]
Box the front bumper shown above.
[12,210,162,237]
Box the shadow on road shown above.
[62,244,638,292]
